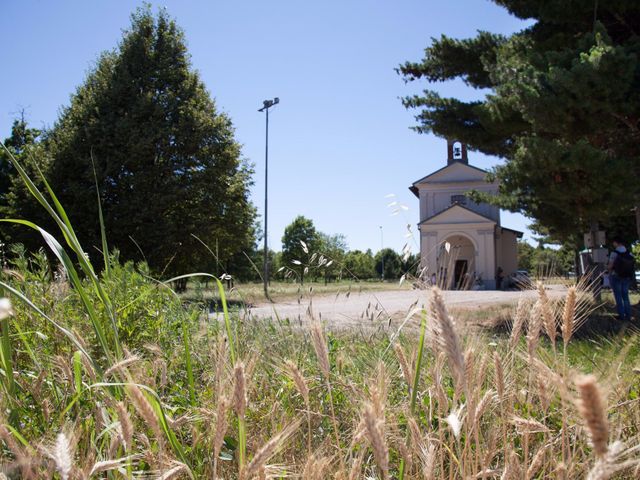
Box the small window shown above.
[451,194,467,205]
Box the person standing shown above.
[495,267,505,290]
[607,237,635,321]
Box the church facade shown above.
[409,140,521,289]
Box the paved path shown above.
[238,285,567,330]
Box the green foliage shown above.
[0,118,42,204]
[375,248,402,280]
[317,233,347,283]
[9,6,256,279]
[517,240,575,275]
[281,215,320,283]
[343,249,376,280]
[0,119,48,249]
[399,1,640,242]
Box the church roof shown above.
[418,203,497,226]
[409,161,489,198]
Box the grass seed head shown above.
[576,374,609,459]
[242,420,300,480]
[0,298,13,320]
[362,402,389,479]
[50,432,72,480]
[430,288,465,392]
[509,298,528,348]
[115,401,133,451]
[311,322,330,379]
[233,362,247,417]
[562,286,577,346]
[127,385,162,441]
[284,359,309,406]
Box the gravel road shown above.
[238,285,568,330]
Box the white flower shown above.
[53,432,72,480]
[445,404,465,439]
[0,298,13,320]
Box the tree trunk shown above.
[635,203,640,241]
[590,220,602,302]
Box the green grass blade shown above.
[35,169,121,356]
[399,309,428,480]
[0,143,121,358]
[183,310,197,406]
[1,219,115,366]
[91,154,111,276]
[73,350,83,394]
[0,315,15,397]
[410,309,428,413]
[9,320,40,368]
[0,281,97,373]
[163,273,236,364]
[91,381,192,470]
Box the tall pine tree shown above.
[38,6,256,277]
[399,1,640,244]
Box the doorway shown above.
[454,260,468,289]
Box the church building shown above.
[409,140,522,289]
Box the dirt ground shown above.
[238,285,568,330]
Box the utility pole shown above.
[258,97,279,299]
[380,226,384,282]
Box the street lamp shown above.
[380,225,384,282]
[258,97,279,299]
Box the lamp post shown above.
[258,97,279,299]
[380,225,384,282]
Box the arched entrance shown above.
[437,234,476,290]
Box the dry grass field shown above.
[1,145,639,479]
[2,257,640,478]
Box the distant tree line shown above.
[276,215,419,283]
[517,241,575,276]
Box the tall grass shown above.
[1,142,640,478]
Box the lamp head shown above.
[258,97,280,112]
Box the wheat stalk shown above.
[362,402,389,479]
[115,401,133,451]
[126,385,162,442]
[562,286,577,347]
[509,298,528,349]
[576,375,609,459]
[212,394,229,479]
[310,322,330,379]
[537,282,557,350]
[241,420,300,480]
[430,288,465,393]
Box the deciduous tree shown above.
[36,6,255,279]
[281,215,319,284]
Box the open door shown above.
[454,260,468,289]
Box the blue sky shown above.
[0,0,535,253]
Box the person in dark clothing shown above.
[496,267,505,290]
[607,237,634,321]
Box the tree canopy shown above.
[399,0,640,244]
[281,215,320,284]
[5,7,256,278]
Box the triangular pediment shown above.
[412,161,488,185]
[420,204,496,225]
